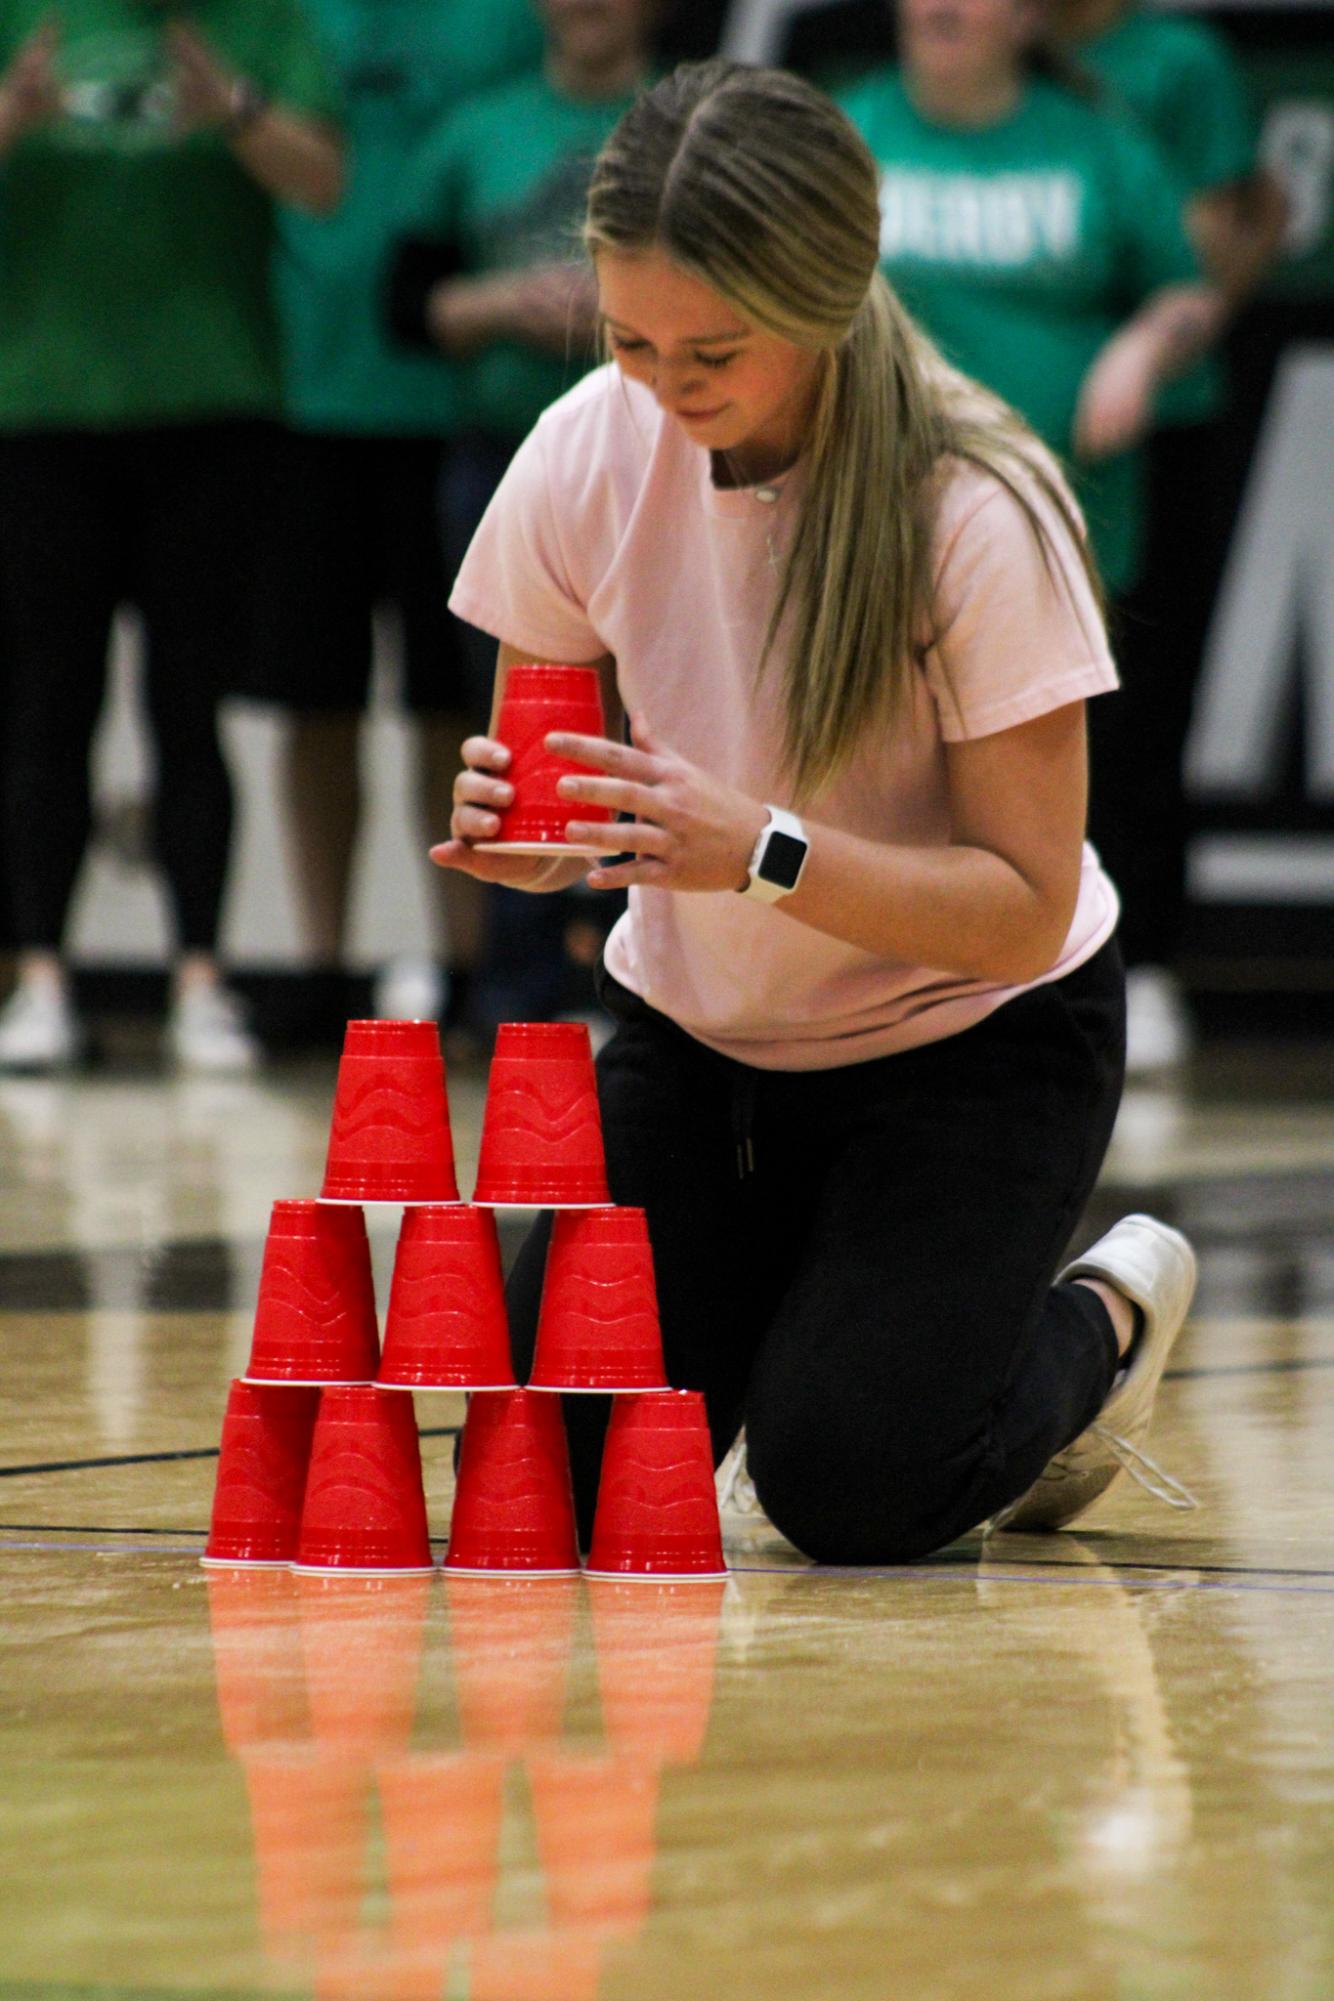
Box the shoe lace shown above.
[1088,1423,1199,1511]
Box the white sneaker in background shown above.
[1124,965,1193,1078]
[373,954,444,1023]
[991,1214,1199,1532]
[168,984,259,1075]
[0,979,83,1071]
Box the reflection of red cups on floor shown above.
[444,1574,579,1753]
[530,1206,668,1393]
[472,1022,609,1209]
[294,1570,432,1760]
[240,1750,370,1954]
[206,1564,311,1751]
[378,1752,505,1950]
[320,1019,460,1205]
[377,1206,516,1391]
[588,1574,726,1765]
[445,1390,580,1576]
[294,1388,434,1575]
[469,1932,602,2001]
[475,662,612,856]
[529,1751,660,1942]
[204,1378,321,1564]
[587,1390,727,1581]
[243,1203,380,1388]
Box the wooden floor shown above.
[1,1037,1332,2001]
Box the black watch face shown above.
[759,829,806,891]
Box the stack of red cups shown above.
[204,1003,726,1584]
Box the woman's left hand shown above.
[167,22,241,132]
[1073,323,1159,461]
[551,714,769,894]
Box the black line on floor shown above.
[1165,1356,1334,1380]
[0,1446,220,1479]
[0,1524,207,1536]
[0,1423,461,1482]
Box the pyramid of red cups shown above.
[203,1016,728,1583]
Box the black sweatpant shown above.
[0,423,271,952]
[507,939,1126,1565]
[1088,420,1234,970]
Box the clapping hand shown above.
[166,20,240,133]
[0,20,62,145]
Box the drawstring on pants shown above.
[730,1067,757,1181]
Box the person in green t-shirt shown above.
[385,0,657,1040]
[254,0,545,1047]
[840,0,1229,1085]
[840,0,1224,598]
[1047,0,1289,1074]
[0,0,342,1075]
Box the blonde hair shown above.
[585,60,1102,800]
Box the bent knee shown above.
[747,1416,988,1566]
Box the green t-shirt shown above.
[0,0,340,428]
[394,68,637,447]
[275,0,545,435]
[1077,6,1259,424]
[839,70,1199,592]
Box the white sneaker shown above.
[1125,966,1193,1078]
[992,1215,1199,1532]
[716,1429,763,1517]
[372,954,444,1023]
[168,984,259,1075]
[0,980,83,1071]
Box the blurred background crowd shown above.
[0,0,1327,1081]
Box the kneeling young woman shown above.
[435,61,1197,1561]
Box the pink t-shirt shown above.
[450,365,1119,1071]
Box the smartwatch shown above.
[739,805,809,903]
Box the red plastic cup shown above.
[321,1019,460,1205]
[444,1390,580,1576]
[474,661,613,856]
[587,1574,726,1765]
[378,1753,505,1951]
[586,1390,727,1581]
[206,1565,312,1751]
[472,1022,609,1209]
[444,1573,579,1754]
[528,1751,661,1941]
[295,1571,432,1759]
[377,1206,516,1392]
[204,1378,321,1564]
[243,1203,380,1388]
[294,1388,435,1575]
[529,1207,668,1393]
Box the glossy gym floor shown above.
[2,1033,1331,2001]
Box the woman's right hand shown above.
[430,735,559,887]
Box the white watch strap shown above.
[741,805,809,903]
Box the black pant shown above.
[0,423,270,952]
[506,939,1127,1564]
[1089,420,1233,970]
